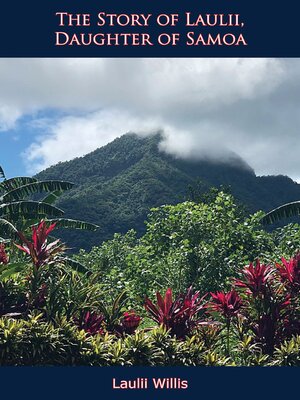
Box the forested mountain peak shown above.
[36,133,300,250]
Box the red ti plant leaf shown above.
[156,288,173,326]
[234,259,298,354]
[207,289,243,356]
[234,260,274,297]
[208,290,242,320]
[120,310,142,335]
[276,254,300,293]
[15,220,65,269]
[74,311,105,336]
[144,287,206,339]
[251,294,291,354]
[0,244,9,265]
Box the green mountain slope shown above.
[36,133,300,250]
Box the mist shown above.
[0,58,300,180]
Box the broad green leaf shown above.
[261,201,300,225]
[0,177,37,192]
[2,180,74,202]
[42,190,64,205]
[43,218,99,231]
[0,201,64,219]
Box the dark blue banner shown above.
[0,0,297,57]
[1,366,296,399]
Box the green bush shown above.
[1,314,300,366]
[0,314,91,366]
[77,193,277,296]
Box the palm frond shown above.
[261,201,300,225]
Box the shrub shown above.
[144,287,206,339]
[0,314,91,366]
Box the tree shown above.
[0,166,98,242]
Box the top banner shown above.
[0,0,297,57]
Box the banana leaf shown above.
[43,218,99,231]
[42,191,64,205]
[2,180,74,202]
[261,201,300,225]
[0,201,64,219]
[0,177,37,192]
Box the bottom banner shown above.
[1,367,295,399]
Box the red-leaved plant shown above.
[208,290,243,320]
[74,309,141,337]
[233,259,300,354]
[276,254,300,293]
[207,290,243,355]
[15,220,65,269]
[235,260,274,297]
[74,310,105,336]
[120,310,142,335]
[275,254,300,338]
[144,287,206,339]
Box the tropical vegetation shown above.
[1,161,300,365]
[36,133,300,250]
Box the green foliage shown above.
[0,314,91,366]
[41,267,102,321]
[2,150,300,366]
[272,223,300,259]
[98,290,128,332]
[0,165,98,242]
[78,192,275,295]
[4,314,299,366]
[35,133,300,251]
[272,336,300,366]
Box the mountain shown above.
[36,133,300,250]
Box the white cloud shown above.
[0,105,22,130]
[1,58,300,180]
[24,110,162,172]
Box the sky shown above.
[1,58,300,181]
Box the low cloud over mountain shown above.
[1,58,300,180]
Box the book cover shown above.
[0,1,299,399]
